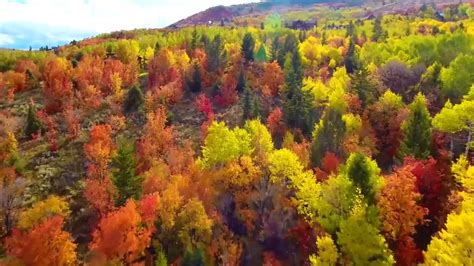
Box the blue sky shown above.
[0,0,255,49]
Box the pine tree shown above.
[255,44,268,62]
[400,93,432,160]
[242,87,260,121]
[372,16,384,42]
[25,101,43,139]
[343,153,382,205]
[111,142,143,206]
[191,28,198,51]
[207,34,223,72]
[271,36,280,62]
[351,65,375,107]
[154,41,161,56]
[345,36,359,74]
[189,61,202,93]
[236,70,246,93]
[282,47,313,135]
[242,32,255,62]
[346,20,355,37]
[292,49,303,88]
[310,107,346,168]
[123,86,144,114]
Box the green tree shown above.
[440,54,474,101]
[400,93,432,160]
[236,70,246,93]
[310,107,346,168]
[255,43,268,62]
[271,35,281,62]
[242,33,255,62]
[351,65,374,107]
[433,86,474,156]
[111,142,143,206]
[206,34,223,72]
[315,174,357,233]
[190,28,198,51]
[242,87,260,121]
[188,61,202,93]
[123,85,144,114]
[342,153,383,205]
[25,101,43,139]
[372,16,385,42]
[344,37,358,74]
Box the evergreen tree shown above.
[310,107,346,168]
[284,53,298,100]
[111,142,143,206]
[189,61,202,93]
[277,33,299,66]
[255,44,268,62]
[351,65,375,107]
[242,32,255,62]
[291,49,303,88]
[400,93,432,159]
[284,85,314,135]
[372,16,384,42]
[344,37,358,74]
[123,85,144,114]
[271,35,280,62]
[200,33,209,49]
[207,34,223,72]
[346,20,355,37]
[343,153,381,205]
[25,101,43,139]
[236,70,246,93]
[191,28,198,51]
[154,41,161,56]
[182,248,205,266]
[242,87,260,121]
[282,47,313,135]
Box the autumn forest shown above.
[0,1,474,265]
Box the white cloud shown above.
[0,0,255,33]
[0,0,256,48]
[0,33,14,45]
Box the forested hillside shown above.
[0,2,473,265]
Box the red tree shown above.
[5,216,77,265]
[42,57,73,113]
[90,200,155,263]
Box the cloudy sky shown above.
[0,0,255,49]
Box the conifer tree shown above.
[236,70,246,93]
[242,87,260,121]
[255,44,268,62]
[310,107,346,167]
[400,93,432,160]
[345,37,358,74]
[351,65,375,107]
[123,85,144,114]
[242,33,255,62]
[343,153,382,205]
[271,36,280,62]
[111,142,143,206]
[372,16,384,42]
[191,28,198,51]
[25,101,43,139]
[189,61,202,93]
[207,34,223,72]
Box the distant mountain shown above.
[168,0,470,29]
